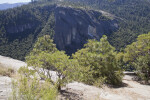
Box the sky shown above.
[0,0,31,4]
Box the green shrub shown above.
[73,35,123,86]
[124,32,150,83]
[12,67,57,100]
[134,55,150,83]
[26,35,77,90]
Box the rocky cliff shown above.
[54,6,118,54]
[0,3,119,59]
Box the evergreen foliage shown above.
[26,35,77,90]
[0,0,150,60]
[73,35,123,86]
[0,3,56,60]
[12,67,57,100]
[65,0,150,50]
[124,32,150,83]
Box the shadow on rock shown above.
[59,90,83,100]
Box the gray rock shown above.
[2,5,119,56]
[53,6,119,54]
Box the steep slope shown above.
[65,0,150,49]
[0,3,55,60]
[0,3,119,60]
[54,6,118,54]
[0,55,150,100]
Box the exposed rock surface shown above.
[0,55,26,100]
[7,23,34,34]
[0,76,12,100]
[0,55,26,70]
[60,75,150,100]
[0,5,119,59]
[0,55,150,100]
[54,6,118,54]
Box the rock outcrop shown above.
[54,6,118,54]
[0,4,119,59]
[1,55,150,100]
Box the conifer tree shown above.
[124,32,150,83]
[26,35,76,90]
[73,35,123,86]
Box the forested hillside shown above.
[66,0,150,49]
[0,3,56,60]
[0,1,150,99]
[98,0,150,49]
[0,0,150,60]
[0,1,119,60]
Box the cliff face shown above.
[0,4,119,59]
[54,6,118,54]
[7,23,34,33]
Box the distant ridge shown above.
[0,2,28,10]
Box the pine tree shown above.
[26,35,76,90]
[73,35,123,86]
[124,32,150,83]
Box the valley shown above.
[0,2,119,60]
[0,0,150,60]
[0,0,150,100]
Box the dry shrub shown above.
[0,63,14,77]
